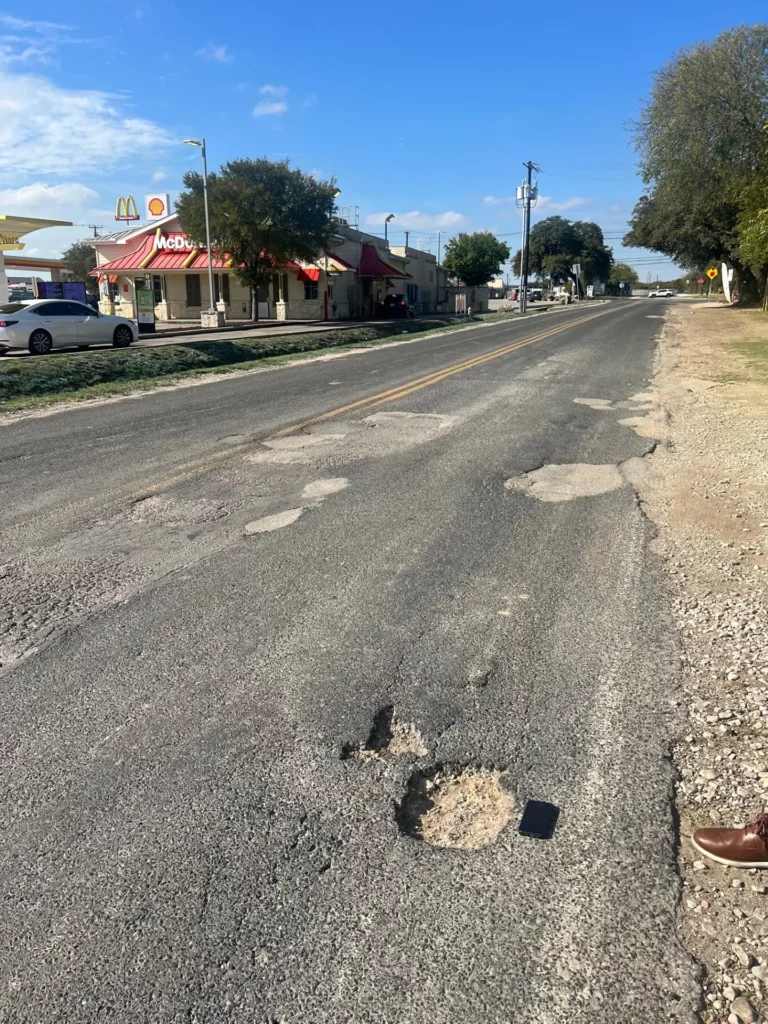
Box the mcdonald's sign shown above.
[115,196,140,222]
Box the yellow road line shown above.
[267,307,611,439]
[7,306,615,526]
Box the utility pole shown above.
[437,230,442,266]
[515,161,540,313]
[405,230,410,248]
[88,224,103,238]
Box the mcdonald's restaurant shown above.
[92,193,469,326]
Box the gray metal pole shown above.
[200,139,216,314]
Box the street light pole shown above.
[184,138,216,315]
[385,214,395,244]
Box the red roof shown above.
[358,243,411,278]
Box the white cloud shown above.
[0,182,102,218]
[536,195,592,212]
[365,210,467,230]
[0,14,71,32]
[259,84,288,97]
[0,182,113,258]
[196,43,232,63]
[483,194,592,213]
[300,92,318,109]
[0,70,174,179]
[253,100,288,117]
[233,81,249,91]
[152,170,167,182]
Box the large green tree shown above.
[176,158,338,319]
[624,25,768,300]
[513,217,612,295]
[442,231,510,286]
[738,178,768,308]
[61,239,98,292]
[608,262,640,287]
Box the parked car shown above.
[376,294,415,319]
[648,288,675,298]
[0,300,137,355]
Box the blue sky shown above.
[1,1,765,281]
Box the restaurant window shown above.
[107,279,119,300]
[185,274,201,307]
[304,281,319,300]
[214,274,230,305]
[407,284,419,304]
[152,275,164,304]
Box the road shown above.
[0,300,699,1023]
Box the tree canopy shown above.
[176,158,338,317]
[61,239,98,292]
[513,217,613,293]
[608,263,640,287]
[624,25,768,298]
[442,231,510,287]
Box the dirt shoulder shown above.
[632,303,768,1023]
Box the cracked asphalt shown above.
[0,300,700,1023]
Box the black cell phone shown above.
[518,800,559,839]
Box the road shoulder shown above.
[628,303,768,1023]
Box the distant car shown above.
[376,294,415,319]
[648,288,675,298]
[0,300,137,355]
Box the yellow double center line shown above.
[267,306,611,440]
[10,306,614,526]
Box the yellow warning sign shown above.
[706,267,718,280]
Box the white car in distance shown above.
[0,300,137,355]
[648,288,675,298]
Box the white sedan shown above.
[0,300,137,355]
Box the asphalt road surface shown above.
[0,300,699,1023]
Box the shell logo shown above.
[148,197,166,217]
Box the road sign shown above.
[697,278,704,285]
[571,263,581,275]
[619,281,625,289]
[706,268,718,280]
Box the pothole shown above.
[341,705,427,760]
[128,495,228,524]
[244,507,304,534]
[505,463,624,502]
[396,766,514,849]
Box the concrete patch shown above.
[302,477,349,501]
[244,508,304,534]
[505,463,625,502]
[396,767,514,849]
[618,416,645,428]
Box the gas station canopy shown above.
[0,214,73,251]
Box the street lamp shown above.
[384,213,395,243]
[183,138,216,317]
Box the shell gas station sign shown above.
[145,193,171,221]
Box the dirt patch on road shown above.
[397,766,514,849]
[627,304,768,1023]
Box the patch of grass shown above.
[730,340,768,382]
[0,310,533,410]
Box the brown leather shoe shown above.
[693,811,768,868]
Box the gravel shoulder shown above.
[629,304,768,1024]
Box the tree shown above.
[176,158,338,319]
[608,263,639,287]
[513,216,613,295]
[61,239,98,292]
[738,179,768,308]
[442,232,510,287]
[624,25,768,300]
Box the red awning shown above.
[296,267,320,282]
[108,274,118,283]
[357,243,411,278]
